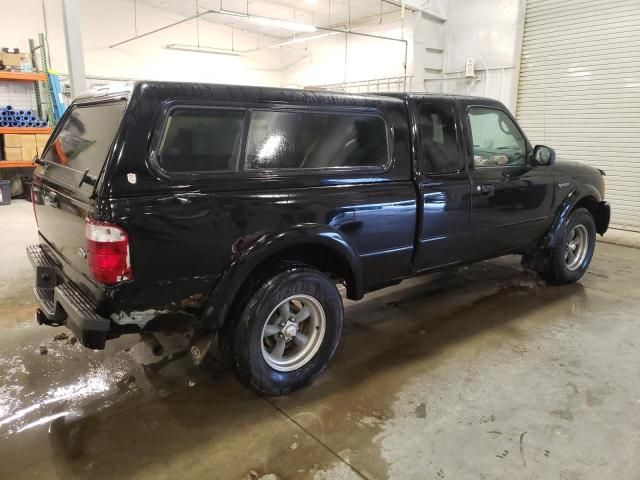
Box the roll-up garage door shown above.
[516,0,640,231]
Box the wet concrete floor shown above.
[1,200,639,479]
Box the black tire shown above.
[230,266,343,396]
[538,207,596,285]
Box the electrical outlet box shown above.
[465,59,475,78]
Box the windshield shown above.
[41,101,126,188]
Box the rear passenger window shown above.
[158,108,245,173]
[244,110,388,170]
[419,104,462,174]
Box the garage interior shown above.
[1,0,639,479]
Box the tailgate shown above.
[32,100,126,283]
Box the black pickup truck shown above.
[27,82,610,395]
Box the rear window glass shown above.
[158,109,245,173]
[245,110,389,170]
[42,101,126,186]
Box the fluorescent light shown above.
[166,44,241,56]
[269,31,341,48]
[246,16,316,33]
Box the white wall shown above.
[440,0,523,111]
[1,0,283,88]
[405,0,448,19]
[1,0,522,107]
[282,14,409,89]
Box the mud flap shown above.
[189,328,216,366]
[521,248,551,273]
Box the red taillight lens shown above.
[85,219,133,284]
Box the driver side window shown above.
[468,107,526,168]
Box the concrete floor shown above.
[1,199,639,480]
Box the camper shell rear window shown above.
[40,100,126,188]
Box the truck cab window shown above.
[468,107,526,168]
[419,104,462,174]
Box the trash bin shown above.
[21,176,33,202]
[0,180,11,206]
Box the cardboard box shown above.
[36,133,50,145]
[36,145,48,157]
[3,147,23,161]
[3,134,21,148]
[21,145,37,161]
[20,134,37,148]
[0,51,30,68]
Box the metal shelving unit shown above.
[0,68,51,170]
[0,126,52,135]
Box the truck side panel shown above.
[95,83,417,323]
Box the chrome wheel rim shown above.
[260,294,326,372]
[565,224,589,271]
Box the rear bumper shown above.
[27,244,110,349]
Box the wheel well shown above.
[572,196,608,234]
[256,243,356,297]
[228,243,356,316]
[216,243,357,349]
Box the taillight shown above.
[85,218,133,284]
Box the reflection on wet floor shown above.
[1,242,640,479]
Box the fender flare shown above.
[200,224,363,331]
[544,185,603,248]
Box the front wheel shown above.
[230,267,343,396]
[538,207,596,285]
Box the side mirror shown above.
[532,145,556,166]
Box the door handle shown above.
[477,184,495,196]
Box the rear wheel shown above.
[230,266,343,395]
[538,208,596,285]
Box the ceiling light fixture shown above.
[244,15,317,33]
[269,31,341,48]
[165,44,242,56]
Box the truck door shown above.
[463,105,554,257]
[413,101,472,271]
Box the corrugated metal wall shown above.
[517,0,640,231]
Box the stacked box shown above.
[3,134,21,148]
[3,148,22,161]
[0,51,30,69]
[21,134,37,161]
[3,134,22,161]
[1,134,48,161]
[36,133,50,156]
